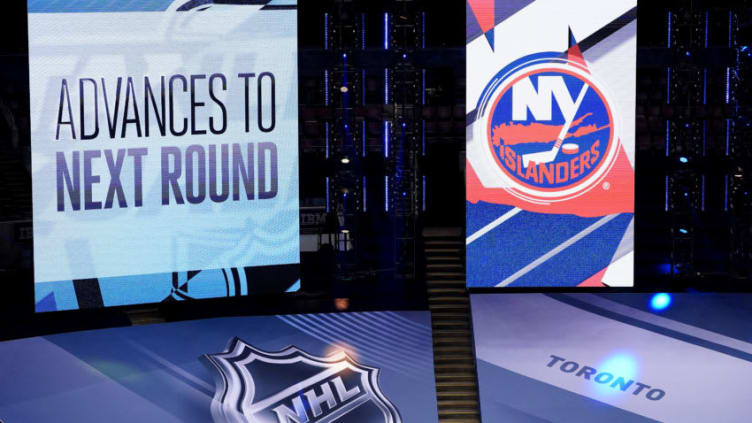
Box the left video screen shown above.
[28,0,300,312]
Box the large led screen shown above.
[471,293,752,422]
[0,310,438,422]
[466,0,636,287]
[28,0,300,311]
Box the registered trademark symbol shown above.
[603,182,611,190]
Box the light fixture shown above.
[649,293,672,311]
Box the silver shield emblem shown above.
[202,337,402,423]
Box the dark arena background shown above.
[0,1,751,422]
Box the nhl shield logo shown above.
[201,338,402,423]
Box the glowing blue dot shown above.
[650,293,672,311]
[679,228,688,234]
[402,53,407,59]
[343,53,347,59]
[679,156,688,163]
[593,353,638,397]
[344,124,349,129]
[685,51,691,56]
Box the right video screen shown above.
[465,0,636,288]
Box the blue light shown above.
[592,352,638,397]
[383,121,390,158]
[679,156,688,163]
[361,13,366,50]
[384,68,389,104]
[422,12,426,48]
[421,68,426,105]
[679,228,688,234]
[384,176,389,212]
[343,53,347,59]
[422,175,426,211]
[728,11,732,48]
[402,53,407,59]
[384,13,389,50]
[685,51,691,57]
[726,67,730,104]
[650,293,672,311]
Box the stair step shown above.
[426,256,463,263]
[429,296,469,303]
[437,391,479,399]
[427,263,464,270]
[423,227,462,237]
[426,271,464,277]
[428,306,470,314]
[425,247,462,254]
[425,241,464,248]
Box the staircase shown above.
[424,227,481,423]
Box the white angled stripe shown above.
[346,313,432,351]
[278,314,423,379]
[382,311,432,333]
[496,214,619,287]
[568,294,752,355]
[127,340,214,393]
[466,207,522,245]
[320,313,428,358]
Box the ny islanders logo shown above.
[474,50,621,204]
[202,338,401,423]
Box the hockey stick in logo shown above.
[522,83,588,167]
